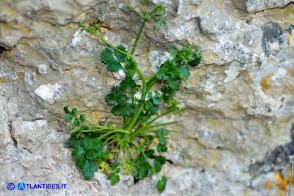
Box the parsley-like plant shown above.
[64,2,201,193]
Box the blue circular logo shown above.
[7,182,15,190]
[17,182,26,191]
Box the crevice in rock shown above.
[22,147,32,154]
[243,2,294,17]
[166,159,174,164]
[0,46,6,56]
[134,178,139,184]
[249,124,294,176]
[193,17,214,37]
[8,120,18,148]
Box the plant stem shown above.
[144,108,174,127]
[123,18,151,131]
[125,81,147,131]
[127,148,134,160]
[132,121,175,137]
[147,121,176,129]
[131,141,154,171]
[128,18,148,83]
[130,57,147,83]
[130,19,147,55]
[91,31,129,56]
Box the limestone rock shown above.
[246,0,293,12]
[0,0,294,195]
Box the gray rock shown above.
[34,83,64,104]
[0,0,294,195]
[148,51,173,73]
[246,0,294,12]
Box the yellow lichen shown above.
[260,72,274,91]
[288,30,294,47]
[264,172,294,196]
[90,111,101,122]
[184,37,193,45]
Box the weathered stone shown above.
[0,0,294,195]
[246,0,293,13]
[148,50,173,73]
[34,83,64,104]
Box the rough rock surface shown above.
[0,0,294,195]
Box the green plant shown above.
[64,2,201,193]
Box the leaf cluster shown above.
[64,1,201,193]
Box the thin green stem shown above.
[132,121,176,137]
[92,31,129,56]
[102,135,116,145]
[80,127,128,134]
[131,129,157,137]
[127,148,134,161]
[125,81,147,131]
[147,74,157,83]
[103,139,116,146]
[129,56,147,83]
[148,121,176,129]
[144,108,174,127]
[131,141,154,172]
[130,19,147,55]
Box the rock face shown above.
[0,0,294,195]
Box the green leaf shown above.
[154,91,161,99]
[81,138,92,149]
[144,101,153,110]
[179,66,190,78]
[157,144,168,153]
[71,108,78,115]
[100,48,123,72]
[111,163,120,172]
[156,128,168,137]
[80,114,86,122]
[157,176,167,192]
[156,18,167,28]
[120,78,136,90]
[82,160,98,180]
[125,59,136,78]
[76,156,86,169]
[111,103,135,116]
[64,106,70,114]
[69,136,81,148]
[114,45,127,62]
[85,149,95,160]
[153,5,166,17]
[189,49,202,67]
[138,167,149,179]
[145,149,155,158]
[73,118,80,126]
[156,69,167,80]
[100,161,111,174]
[153,98,160,105]
[159,137,167,145]
[145,135,154,146]
[65,114,73,122]
[108,170,120,185]
[167,79,180,90]
[105,94,117,106]
[122,104,135,116]
[154,156,166,173]
[72,146,85,158]
[122,159,133,175]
